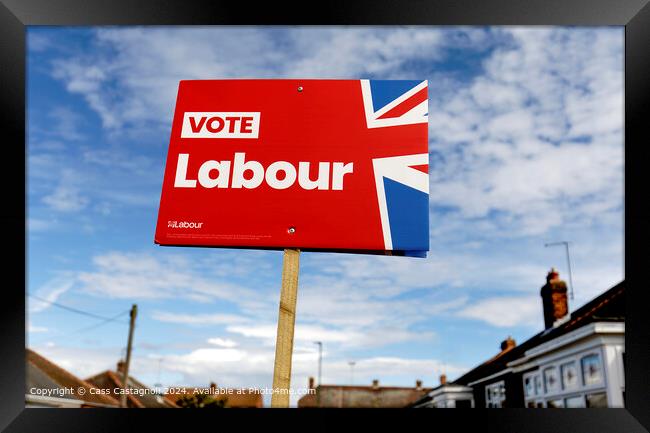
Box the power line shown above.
[27,293,130,324]
[70,310,130,334]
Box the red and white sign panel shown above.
[155,79,429,255]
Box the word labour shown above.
[174,153,354,190]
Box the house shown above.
[298,377,431,408]
[26,348,119,408]
[86,360,178,408]
[411,269,625,408]
[165,382,264,408]
[410,374,474,408]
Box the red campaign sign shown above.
[155,79,429,255]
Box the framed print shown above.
[2,0,649,432]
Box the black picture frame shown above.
[2,1,649,431]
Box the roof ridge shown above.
[566,285,624,329]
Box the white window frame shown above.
[559,359,580,392]
[523,348,608,408]
[485,380,506,408]
[543,365,561,395]
[580,352,604,388]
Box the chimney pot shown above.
[372,379,379,389]
[440,374,447,386]
[117,359,126,374]
[500,336,516,351]
[547,267,560,283]
[541,268,569,329]
[415,380,423,390]
[308,377,315,390]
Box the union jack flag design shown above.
[361,79,428,129]
[361,80,429,256]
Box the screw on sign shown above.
[155,79,429,407]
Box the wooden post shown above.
[271,248,300,407]
[120,304,137,408]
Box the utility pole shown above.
[314,341,322,386]
[120,304,137,408]
[545,241,575,300]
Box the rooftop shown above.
[453,280,624,386]
[26,348,119,407]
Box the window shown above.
[565,396,585,408]
[560,361,578,390]
[524,376,534,397]
[581,354,603,386]
[543,367,560,394]
[534,374,543,395]
[456,399,471,408]
[586,392,607,408]
[485,381,506,408]
[523,349,612,409]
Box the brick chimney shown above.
[439,374,447,386]
[540,267,569,329]
[308,377,315,390]
[415,380,423,390]
[209,382,218,393]
[117,359,126,374]
[500,336,516,351]
[372,379,379,389]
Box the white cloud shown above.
[286,27,446,77]
[83,148,149,170]
[207,338,238,348]
[323,356,467,380]
[456,295,542,328]
[28,32,53,52]
[171,347,247,364]
[227,323,369,347]
[28,325,49,333]
[42,181,89,213]
[27,217,56,232]
[27,152,66,187]
[42,185,88,212]
[41,167,90,213]
[47,106,86,141]
[76,251,258,303]
[428,27,623,237]
[29,275,76,313]
[152,311,249,326]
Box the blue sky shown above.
[26,26,624,406]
